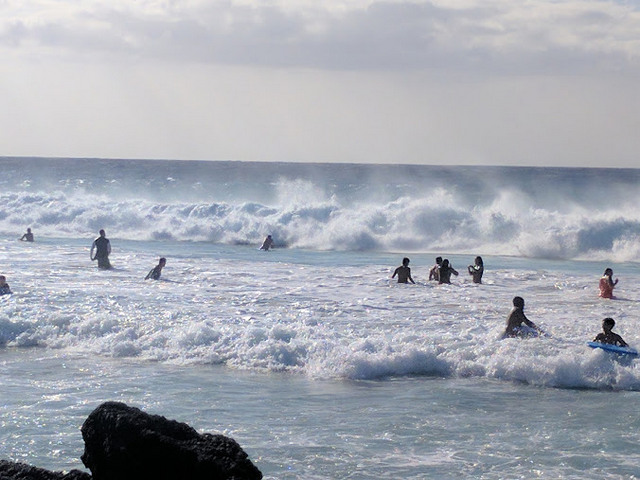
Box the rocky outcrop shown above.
[0,460,91,480]
[81,401,262,480]
[0,401,262,480]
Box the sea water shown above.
[0,158,640,479]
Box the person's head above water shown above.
[159,257,167,266]
[603,268,613,276]
[602,317,615,331]
[475,256,483,266]
[0,275,6,285]
[512,296,525,309]
[402,257,410,267]
[442,259,450,268]
[99,229,106,237]
[436,257,443,265]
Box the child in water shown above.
[502,296,544,339]
[599,268,618,299]
[593,317,628,347]
[145,258,166,280]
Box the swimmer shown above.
[0,275,11,295]
[260,235,274,251]
[598,268,618,299]
[467,256,484,284]
[438,259,458,285]
[391,257,415,284]
[20,228,34,242]
[429,257,442,282]
[90,229,112,270]
[145,257,166,280]
[593,317,628,347]
[502,296,544,339]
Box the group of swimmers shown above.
[392,256,484,285]
[391,256,630,348]
[7,228,167,287]
[3,228,634,349]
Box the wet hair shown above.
[604,268,613,276]
[402,257,410,266]
[99,229,105,235]
[512,296,525,308]
[159,257,167,264]
[603,317,615,328]
[436,257,443,264]
[475,256,483,266]
[442,259,450,268]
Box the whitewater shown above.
[1,157,640,479]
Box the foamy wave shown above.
[2,186,640,261]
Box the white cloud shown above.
[0,1,638,166]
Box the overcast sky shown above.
[1,0,639,167]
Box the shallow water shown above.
[0,238,639,478]
[1,158,640,478]
[2,349,639,479]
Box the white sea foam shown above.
[1,237,639,391]
[2,159,640,261]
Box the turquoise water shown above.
[0,158,639,478]
[1,348,639,479]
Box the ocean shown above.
[0,157,639,479]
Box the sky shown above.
[1,0,639,167]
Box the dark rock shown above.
[81,401,262,480]
[0,460,91,480]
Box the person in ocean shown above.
[90,229,112,270]
[392,257,415,284]
[598,268,618,299]
[429,257,442,282]
[467,256,484,284]
[593,317,628,347]
[502,296,544,339]
[20,228,34,242]
[438,259,458,284]
[145,257,167,280]
[0,275,12,295]
[260,235,274,251]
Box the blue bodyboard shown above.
[587,341,638,357]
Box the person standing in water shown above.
[145,257,166,280]
[599,268,618,299]
[260,235,274,251]
[467,256,484,284]
[392,257,415,284]
[593,317,628,347]
[502,296,544,339]
[20,228,34,242]
[438,259,458,284]
[90,229,112,270]
[429,257,442,282]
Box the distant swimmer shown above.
[502,296,544,339]
[599,268,618,299]
[0,275,11,295]
[145,257,166,280]
[429,257,442,282]
[438,259,458,285]
[392,257,415,284]
[260,235,274,251]
[20,228,34,242]
[467,256,484,284]
[90,229,112,270]
[593,317,628,347]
